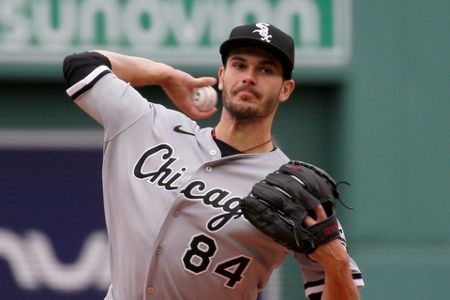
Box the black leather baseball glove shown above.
[240,160,346,254]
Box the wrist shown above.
[154,63,178,87]
[309,240,350,269]
[321,255,351,271]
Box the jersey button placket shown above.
[147,286,155,294]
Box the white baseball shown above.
[192,86,218,112]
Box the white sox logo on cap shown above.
[219,22,295,79]
[252,22,272,43]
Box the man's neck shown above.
[214,114,274,154]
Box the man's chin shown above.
[225,105,258,119]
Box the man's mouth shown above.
[235,87,259,100]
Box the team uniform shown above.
[63,52,364,300]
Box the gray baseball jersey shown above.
[64,57,364,300]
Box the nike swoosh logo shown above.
[173,125,195,136]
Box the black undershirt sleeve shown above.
[62,51,112,88]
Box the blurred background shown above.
[1,0,449,299]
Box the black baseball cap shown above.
[219,22,295,79]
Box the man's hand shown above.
[305,206,360,300]
[304,206,349,266]
[159,68,217,119]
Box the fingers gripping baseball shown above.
[161,69,217,119]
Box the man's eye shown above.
[260,67,273,74]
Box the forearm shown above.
[320,261,359,300]
[89,50,217,119]
[309,241,360,300]
[92,50,175,87]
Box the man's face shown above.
[218,47,291,120]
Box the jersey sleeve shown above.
[63,52,151,141]
[294,221,365,299]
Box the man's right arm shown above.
[89,50,180,87]
[64,51,217,119]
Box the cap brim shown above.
[219,38,293,78]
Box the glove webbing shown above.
[287,160,353,210]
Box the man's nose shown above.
[242,68,257,85]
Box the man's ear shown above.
[218,67,225,91]
[279,79,295,103]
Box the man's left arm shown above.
[308,239,360,300]
[304,206,361,300]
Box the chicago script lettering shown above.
[134,144,243,231]
[181,181,242,231]
[134,144,185,190]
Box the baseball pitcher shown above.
[63,22,364,300]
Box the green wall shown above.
[342,1,450,299]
